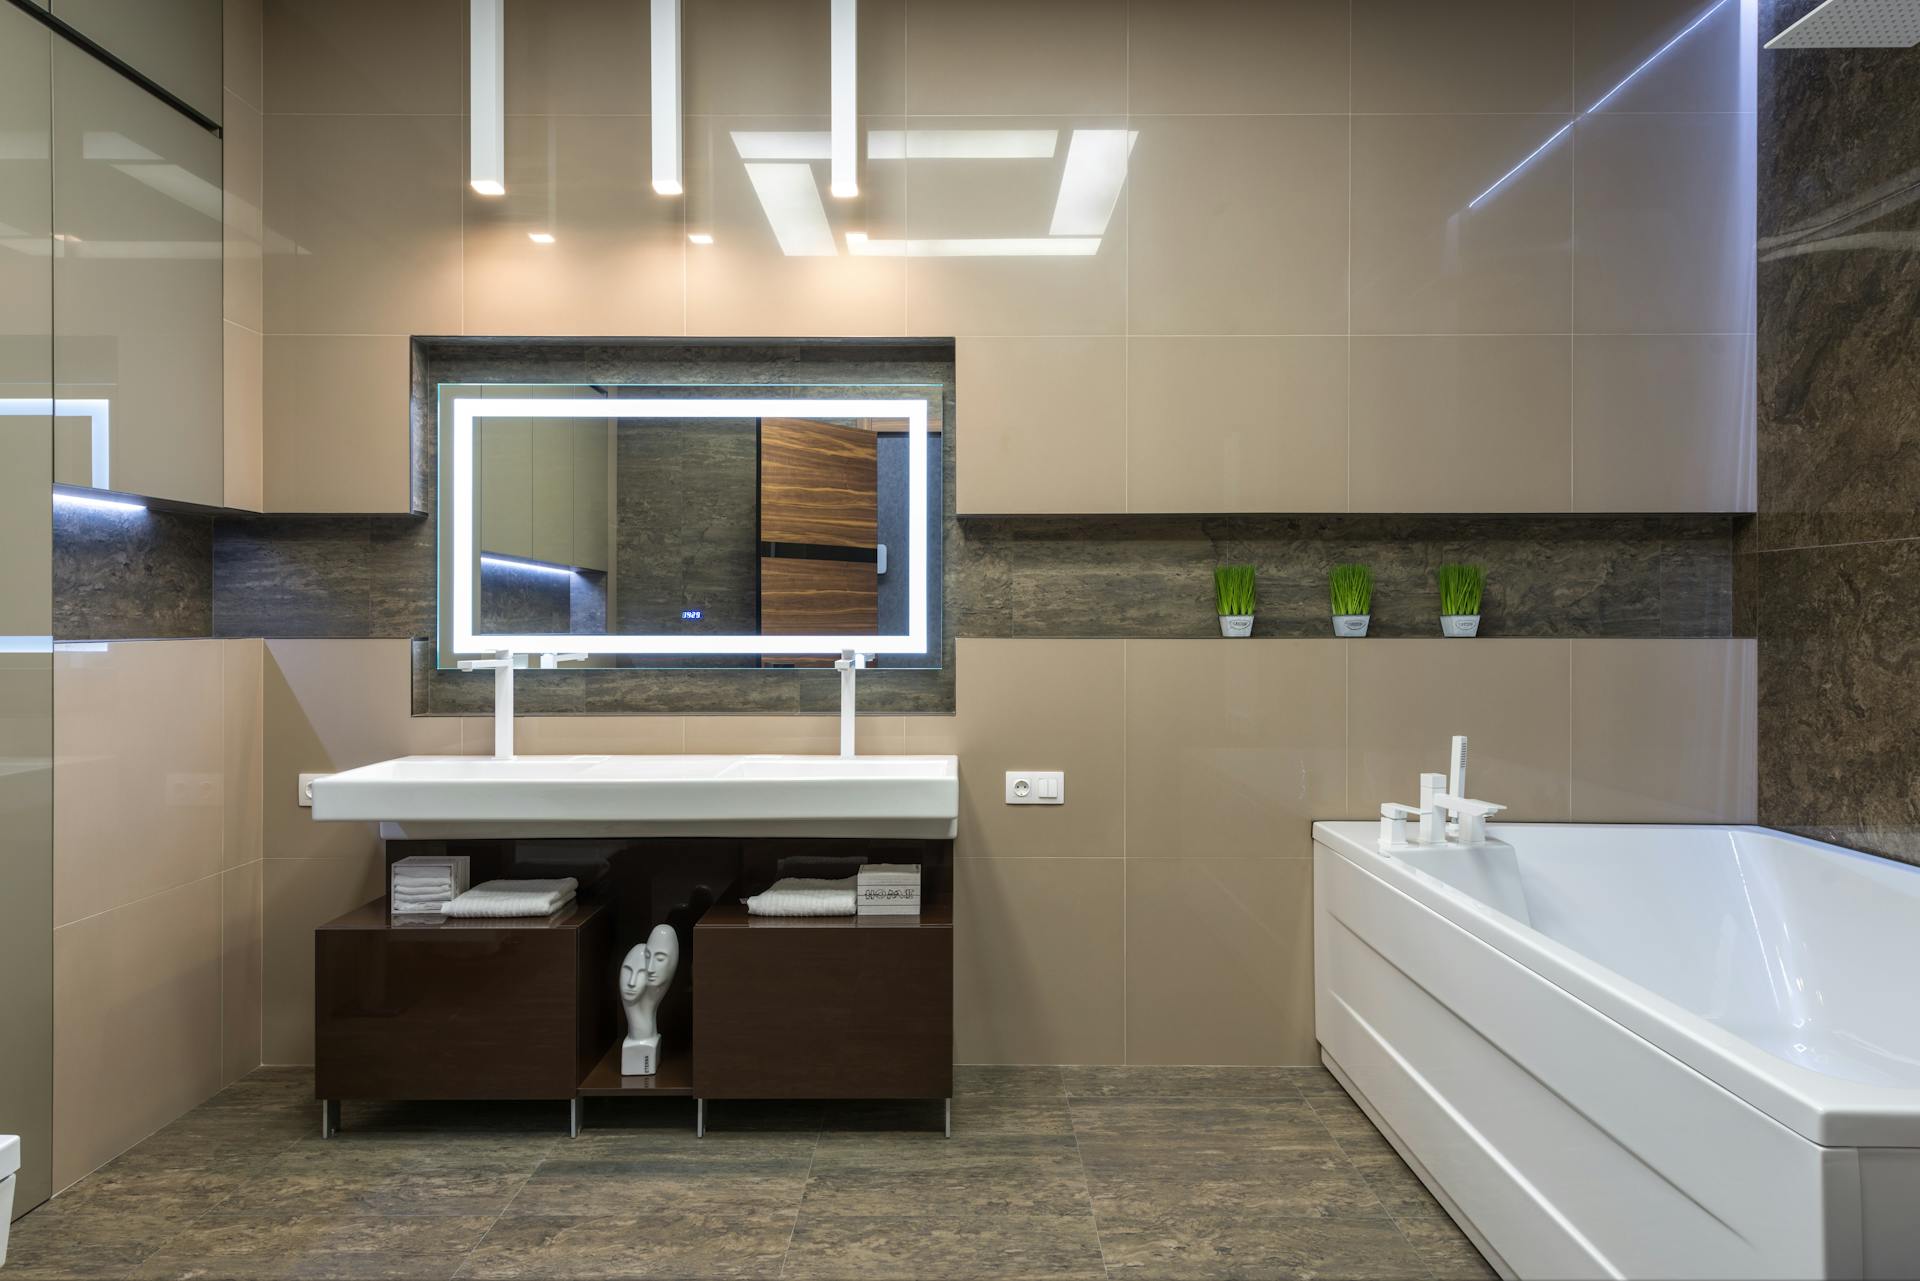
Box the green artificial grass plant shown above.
[1214,565,1257,616]
[1329,564,1372,616]
[1437,563,1485,616]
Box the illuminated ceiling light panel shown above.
[847,232,1101,257]
[866,129,1059,160]
[469,0,505,195]
[1470,0,1731,208]
[1766,0,1920,47]
[651,0,683,195]
[831,0,858,197]
[1049,129,1137,236]
[527,231,555,244]
[688,232,714,245]
[746,163,838,255]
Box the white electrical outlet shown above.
[1005,770,1064,805]
[298,773,327,808]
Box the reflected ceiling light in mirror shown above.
[469,0,505,195]
[1049,129,1137,236]
[481,553,573,578]
[1,397,110,488]
[688,232,714,245]
[449,397,928,657]
[1468,0,1732,209]
[745,163,837,255]
[866,129,1058,160]
[527,231,555,244]
[831,0,858,197]
[651,0,683,195]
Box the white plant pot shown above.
[1332,614,1370,638]
[1440,614,1481,638]
[1218,614,1254,638]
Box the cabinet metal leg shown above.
[945,1098,952,1138]
[320,1099,341,1138]
[696,1098,706,1138]
[568,1097,583,1138]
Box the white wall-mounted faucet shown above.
[456,651,586,760]
[835,649,868,757]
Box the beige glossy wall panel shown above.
[264,114,462,335]
[54,641,226,927]
[1348,337,1572,512]
[220,860,263,1085]
[53,875,222,1188]
[262,852,383,1064]
[956,338,1125,515]
[690,0,904,116]
[465,116,685,337]
[53,43,224,507]
[1123,640,1346,858]
[264,0,464,115]
[0,655,53,1213]
[1125,337,1346,514]
[1350,115,1573,336]
[955,858,1125,1065]
[909,639,1125,858]
[263,640,463,863]
[1572,639,1756,822]
[222,91,264,334]
[1127,0,1347,114]
[686,115,904,337]
[54,0,224,123]
[1348,640,1573,820]
[1573,335,1755,512]
[1352,0,1572,114]
[223,639,264,867]
[1573,113,1756,335]
[496,717,687,756]
[905,0,1124,115]
[1575,0,1748,114]
[684,715,908,757]
[263,335,412,513]
[224,0,263,110]
[1128,115,1347,337]
[223,321,264,512]
[1124,859,1315,1065]
[506,0,650,116]
[902,117,1125,337]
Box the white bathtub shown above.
[1313,821,1920,1280]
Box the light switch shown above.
[1005,770,1065,805]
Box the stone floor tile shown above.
[456,1210,795,1279]
[954,1065,1067,1097]
[1398,1214,1499,1280]
[507,1147,814,1216]
[1095,1209,1431,1280]
[783,1213,1107,1280]
[803,1134,1092,1217]
[1059,1065,1311,1099]
[1067,1095,1334,1145]
[1082,1145,1384,1220]
[131,1213,492,1280]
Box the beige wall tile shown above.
[220,860,263,1085]
[1126,337,1346,514]
[905,0,1125,115]
[1573,335,1755,512]
[224,0,263,109]
[264,0,464,115]
[1128,115,1347,336]
[506,0,650,116]
[1127,0,1347,114]
[1124,859,1315,1065]
[262,640,463,862]
[264,335,412,513]
[1573,113,1756,335]
[688,0,904,116]
[1572,639,1756,822]
[55,641,226,927]
[1576,0,1750,115]
[263,853,384,1064]
[902,117,1125,337]
[686,115,905,337]
[264,114,463,335]
[222,91,264,333]
[464,115,686,337]
[910,639,1125,858]
[223,320,264,512]
[53,875,222,1188]
[1348,640,1573,821]
[1348,337,1572,512]
[1351,115,1573,336]
[503,716,687,756]
[223,640,264,867]
[956,338,1125,515]
[1124,640,1346,858]
[956,858,1125,1065]
[1353,0,1573,114]
[682,715,906,756]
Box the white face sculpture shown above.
[620,925,678,999]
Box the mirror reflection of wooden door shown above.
[758,418,878,666]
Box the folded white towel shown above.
[441,878,579,918]
[744,876,857,917]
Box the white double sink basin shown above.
[309,754,960,840]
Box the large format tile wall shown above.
[1751,2,1920,864]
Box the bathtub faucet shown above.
[1378,737,1506,849]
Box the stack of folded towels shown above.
[856,863,921,916]
[390,855,470,916]
[744,876,857,917]
[441,877,578,918]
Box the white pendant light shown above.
[651,0,683,195]
[470,0,505,195]
[830,0,858,197]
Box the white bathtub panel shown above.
[1317,845,1856,1280]
[1858,1149,1920,1279]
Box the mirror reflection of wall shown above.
[476,416,613,636]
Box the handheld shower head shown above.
[1449,735,1469,799]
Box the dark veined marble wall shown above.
[1750,1,1920,864]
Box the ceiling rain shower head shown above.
[1766,0,1920,48]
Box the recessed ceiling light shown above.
[528,232,556,244]
[830,0,858,197]
[469,0,505,196]
[652,0,683,196]
[688,232,714,245]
